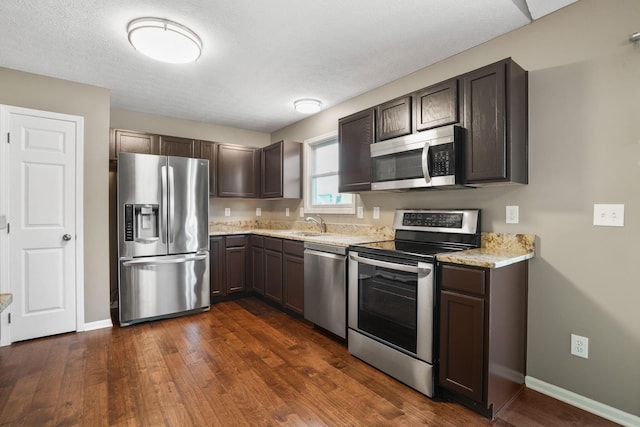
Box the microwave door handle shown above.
[421,142,432,184]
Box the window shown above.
[304,131,355,214]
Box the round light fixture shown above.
[294,98,322,114]
[127,17,202,64]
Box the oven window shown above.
[372,149,423,183]
[357,263,417,354]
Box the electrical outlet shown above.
[373,207,380,220]
[357,206,364,219]
[285,208,290,217]
[571,334,589,359]
[224,208,231,217]
[299,207,304,217]
[256,207,262,217]
[593,204,624,227]
[506,205,519,224]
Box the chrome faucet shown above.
[305,215,325,233]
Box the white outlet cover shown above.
[571,334,589,359]
[593,204,624,227]
[224,208,231,217]
[373,207,380,219]
[506,205,519,224]
[256,207,262,217]
[285,208,290,217]
[299,207,304,217]
[357,206,364,219]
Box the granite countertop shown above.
[0,293,12,314]
[437,233,535,268]
[211,228,384,247]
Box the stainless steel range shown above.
[347,209,480,397]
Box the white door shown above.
[5,107,81,341]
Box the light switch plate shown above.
[593,204,624,227]
[373,207,380,220]
[506,206,519,224]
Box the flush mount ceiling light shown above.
[127,17,202,64]
[294,98,323,114]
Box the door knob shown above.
[62,234,72,241]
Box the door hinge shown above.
[8,313,11,324]
[6,223,9,234]
[6,133,9,144]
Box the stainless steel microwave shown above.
[370,125,465,191]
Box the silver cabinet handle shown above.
[349,253,431,275]
[421,142,431,184]
[62,234,72,241]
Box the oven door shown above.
[348,251,433,363]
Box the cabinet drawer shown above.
[282,239,304,257]
[225,235,247,247]
[251,235,264,247]
[440,265,485,296]
[264,237,283,252]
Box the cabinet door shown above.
[414,78,459,131]
[209,237,225,297]
[463,61,505,182]
[261,141,283,198]
[376,95,412,141]
[217,144,260,198]
[283,254,304,315]
[264,249,283,303]
[251,245,264,295]
[225,246,246,294]
[159,135,197,158]
[199,140,217,197]
[111,129,159,160]
[439,290,484,403]
[338,108,374,192]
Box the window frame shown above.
[303,130,356,215]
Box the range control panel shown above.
[402,212,463,228]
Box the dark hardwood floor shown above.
[0,298,620,426]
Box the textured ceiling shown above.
[0,0,576,133]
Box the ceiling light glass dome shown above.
[128,18,202,64]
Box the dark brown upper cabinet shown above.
[110,129,159,160]
[462,58,528,185]
[159,135,197,158]
[375,95,412,141]
[198,140,217,197]
[338,108,375,193]
[414,78,459,132]
[261,140,302,199]
[216,143,260,198]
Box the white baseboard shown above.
[526,376,640,427]
[83,318,113,332]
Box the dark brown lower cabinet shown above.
[282,240,304,315]
[209,235,249,300]
[438,261,528,420]
[264,237,283,304]
[251,236,265,295]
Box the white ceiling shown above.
[0,0,576,133]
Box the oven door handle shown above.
[421,142,432,184]
[349,253,431,275]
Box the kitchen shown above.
[0,0,639,425]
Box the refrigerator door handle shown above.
[168,165,175,244]
[122,253,208,266]
[161,165,168,244]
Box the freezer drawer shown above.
[119,252,210,326]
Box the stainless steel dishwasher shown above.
[303,241,348,339]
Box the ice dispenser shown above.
[124,204,160,242]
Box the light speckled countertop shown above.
[210,228,384,247]
[437,233,535,268]
[0,293,12,313]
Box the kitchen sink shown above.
[281,231,326,237]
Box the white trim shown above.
[83,318,113,331]
[526,376,640,427]
[303,130,356,215]
[0,106,10,346]
[74,114,85,332]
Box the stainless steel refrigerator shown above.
[117,152,210,326]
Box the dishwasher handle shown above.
[349,253,431,275]
[304,248,347,261]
